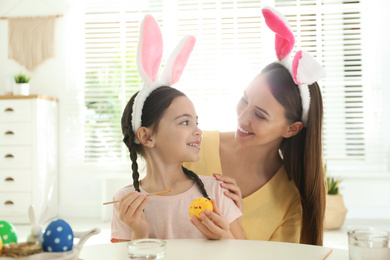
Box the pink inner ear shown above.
[170,36,196,85]
[142,16,163,82]
[262,9,295,61]
[292,50,303,85]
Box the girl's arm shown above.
[118,191,149,240]
[229,219,247,239]
[190,199,246,240]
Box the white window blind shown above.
[82,0,386,172]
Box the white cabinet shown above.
[0,95,58,223]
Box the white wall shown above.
[0,0,389,221]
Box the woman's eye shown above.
[255,113,266,120]
[241,96,248,104]
[180,120,190,126]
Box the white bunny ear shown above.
[137,15,163,86]
[28,205,37,224]
[160,35,196,86]
[292,50,326,85]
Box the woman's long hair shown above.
[121,86,209,199]
[262,63,325,245]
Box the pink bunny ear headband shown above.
[131,15,196,143]
[262,7,326,126]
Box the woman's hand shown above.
[213,174,243,212]
[118,191,149,240]
[190,199,234,240]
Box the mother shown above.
[184,7,326,245]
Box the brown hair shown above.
[262,63,325,245]
[121,86,209,199]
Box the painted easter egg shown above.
[188,197,213,220]
[0,234,3,254]
[0,220,17,244]
[42,219,73,252]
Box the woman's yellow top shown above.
[183,131,302,242]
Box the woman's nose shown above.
[237,104,251,125]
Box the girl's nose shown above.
[194,125,202,136]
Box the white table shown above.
[79,239,349,260]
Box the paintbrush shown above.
[103,189,173,205]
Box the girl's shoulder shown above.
[197,175,224,193]
[113,184,135,200]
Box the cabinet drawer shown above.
[0,192,31,216]
[0,170,32,191]
[0,123,32,145]
[0,99,32,122]
[0,147,32,168]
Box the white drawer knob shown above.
[4,154,14,159]
[4,200,14,205]
[4,108,14,112]
[5,177,14,182]
[5,131,14,135]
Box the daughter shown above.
[110,15,245,242]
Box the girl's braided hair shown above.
[121,86,209,199]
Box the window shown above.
[82,0,386,172]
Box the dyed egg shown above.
[0,220,17,244]
[42,219,73,252]
[189,198,213,220]
[0,235,2,254]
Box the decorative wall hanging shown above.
[0,0,63,71]
[8,16,56,71]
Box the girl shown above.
[184,7,326,245]
[110,15,245,242]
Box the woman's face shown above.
[236,73,292,148]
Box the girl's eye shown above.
[241,96,248,104]
[180,120,190,126]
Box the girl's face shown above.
[151,96,202,163]
[236,73,292,148]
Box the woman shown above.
[184,7,326,245]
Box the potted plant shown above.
[13,72,31,96]
[324,176,348,230]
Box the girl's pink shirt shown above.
[111,175,242,240]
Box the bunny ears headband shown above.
[262,7,326,126]
[131,15,196,143]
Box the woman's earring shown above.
[150,143,154,148]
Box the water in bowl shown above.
[127,239,166,260]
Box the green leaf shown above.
[14,72,31,83]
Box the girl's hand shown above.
[190,199,234,240]
[213,174,243,212]
[118,191,149,240]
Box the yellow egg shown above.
[189,197,213,220]
[0,235,2,255]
